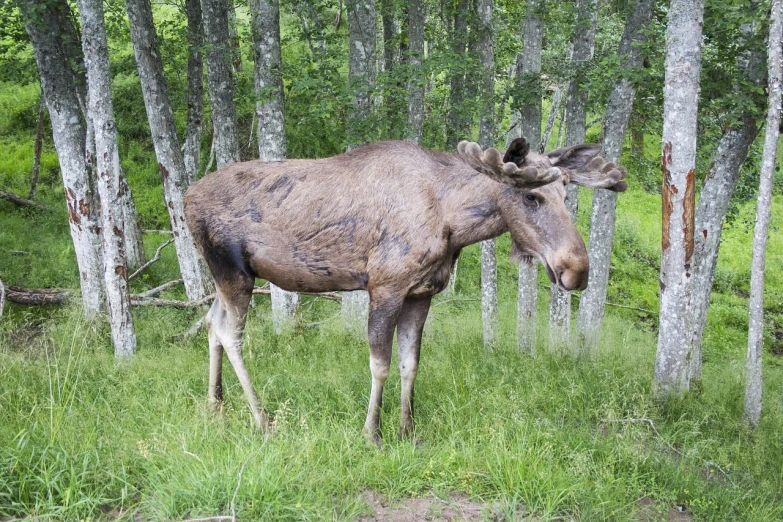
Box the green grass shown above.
[1,299,783,521]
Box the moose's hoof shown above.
[363,428,383,449]
[207,398,223,415]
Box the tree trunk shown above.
[202,0,240,168]
[654,0,704,399]
[446,0,470,150]
[540,85,564,153]
[510,0,543,354]
[576,0,654,354]
[30,92,46,200]
[126,0,212,300]
[52,0,145,273]
[21,0,104,317]
[119,167,145,270]
[226,0,242,73]
[381,0,399,73]
[342,0,377,335]
[406,0,425,143]
[549,0,596,351]
[689,5,765,383]
[183,0,204,187]
[251,0,300,332]
[745,0,782,427]
[475,0,497,348]
[78,0,137,357]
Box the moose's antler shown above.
[457,141,561,189]
[567,156,628,192]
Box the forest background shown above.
[1,0,783,520]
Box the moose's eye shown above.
[523,193,539,207]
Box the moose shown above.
[183,138,627,444]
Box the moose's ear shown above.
[503,137,530,167]
[546,143,603,170]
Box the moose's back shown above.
[183,142,455,294]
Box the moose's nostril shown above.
[560,270,588,291]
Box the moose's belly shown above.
[406,250,460,298]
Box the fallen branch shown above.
[182,515,236,522]
[5,285,70,305]
[131,294,213,309]
[134,279,183,298]
[0,190,49,210]
[251,287,342,301]
[0,279,5,318]
[171,316,205,341]
[128,239,174,281]
[143,229,174,235]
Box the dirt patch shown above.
[634,496,694,522]
[357,490,504,522]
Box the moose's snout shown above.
[551,247,589,291]
[558,266,588,291]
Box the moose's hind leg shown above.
[396,296,431,440]
[210,276,270,433]
[206,297,225,412]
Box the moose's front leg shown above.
[397,296,431,440]
[363,291,405,446]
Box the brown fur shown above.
[183,139,626,442]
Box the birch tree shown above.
[446,0,470,150]
[509,0,543,353]
[745,0,782,426]
[202,0,240,168]
[550,0,596,351]
[475,0,497,348]
[406,0,425,143]
[20,0,103,317]
[342,0,377,335]
[126,0,212,300]
[251,0,299,332]
[183,0,204,186]
[654,0,704,399]
[78,0,136,357]
[689,4,766,383]
[576,0,654,353]
[54,2,145,272]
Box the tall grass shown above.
[1,296,782,521]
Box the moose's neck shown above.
[439,164,508,250]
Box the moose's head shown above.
[458,137,627,292]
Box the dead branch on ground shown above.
[128,239,174,281]
[5,285,70,305]
[134,279,183,298]
[0,190,49,210]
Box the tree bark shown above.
[475,0,497,348]
[654,0,704,399]
[550,0,596,351]
[510,0,543,354]
[540,85,564,153]
[744,0,782,427]
[576,0,654,354]
[126,0,212,300]
[183,0,204,187]
[78,0,137,357]
[342,0,377,335]
[21,0,104,317]
[688,4,765,383]
[446,0,470,150]
[30,92,46,200]
[202,0,240,168]
[251,0,300,332]
[226,0,242,73]
[53,0,145,272]
[406,0,425,143]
